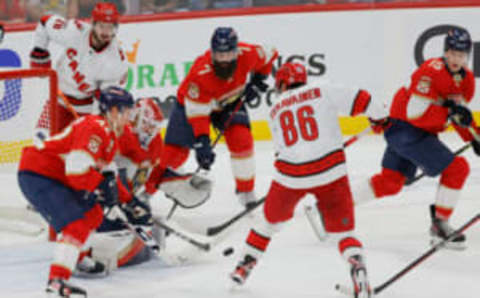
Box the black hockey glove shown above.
[443,99,473,127]
[96,171,118,207]
[193,135,215,170]
[245,73,269,104]
[30,47,51,68]
[123,196,152,226]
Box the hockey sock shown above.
[225,124,255,192]
[435,157,470,220]
[49,219,91,281]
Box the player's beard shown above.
[91,29,114,50]
[212,60,237,80]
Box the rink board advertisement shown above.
[2,6,480,142]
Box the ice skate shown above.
[348,255,372,298]
[74,255,109,278]
[429,205,466,250]
[230,254,257,286]
[236,191,257,209]
[46,278,87,298]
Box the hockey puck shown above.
[223,247,234,256]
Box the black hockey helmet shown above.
[444,28,472,53]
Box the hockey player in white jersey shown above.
[230,62,388,298]
[30,2,128,137]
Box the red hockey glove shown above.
[368,117,391,134]
[30,47,51,68]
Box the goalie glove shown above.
[30,47,51,68]
[159,168,212,209]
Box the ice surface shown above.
[0,134,478,298]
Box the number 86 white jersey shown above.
[267,79,386,189]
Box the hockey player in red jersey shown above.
[30,2,127,140]
[145,27,278,207]
[117,97,165,192]
[354,28,480,249]
[17,87,137,297]
[230,63,387,298]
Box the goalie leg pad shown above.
[159,169,212,208]
[225,124,255,192]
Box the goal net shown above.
[0,68,58,238]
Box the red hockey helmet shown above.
[275,62,307,89]
[92,3,119,24]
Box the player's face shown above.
[212,50,238,80]
[444,50,469,72]
[92,22,116,46]
[109,106,132,136]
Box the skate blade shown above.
[430,237,467,251]
[335,284,375,298]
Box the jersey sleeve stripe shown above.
[350,90,371,116]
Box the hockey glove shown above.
[368,117,391,134]
[96,171,118,207]
[193,135,215,170]
[443,99,473,127]
[123,196,152,226]
[30,47,51,68]
[245,73,269,104]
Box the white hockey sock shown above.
[52,241,81,274]
[434,184,461,220]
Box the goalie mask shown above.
[131,98,164,148]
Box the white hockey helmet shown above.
[131,98,164,147]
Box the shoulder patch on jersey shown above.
[188,82,200,99]
[416,76,432,94]
[88,135,102,154]
[426,59,444,71]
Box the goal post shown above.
[0,68,58,240]
[0,68,58,169]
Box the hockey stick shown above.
[166,96,247,220]
[374,213,480,295]
[207,127,375,238]
[107,205,161,253]
[405,124,479,186]
[153,217,211,251]
[404,143,472,186]
[206,196,266,237]
[335,213,480,297]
